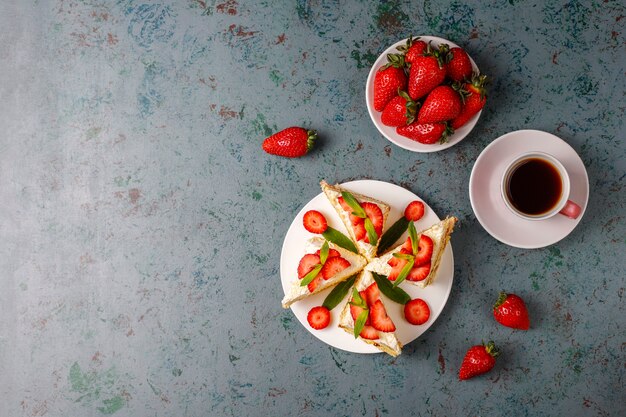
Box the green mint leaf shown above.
[354,309,369,339]
[393,257,414,287]
[393,252,415,261]
[340,191,366,218]
[300,264,323,287]
[364,218,378,246]
[372,273,411,305]
[349,287,367,309]
[378,217,409,255]
[408,221,419,255]
[322,227,358,253]
[322,275,357,310]
[319,241,329,264]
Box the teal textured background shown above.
[0,1,624,416]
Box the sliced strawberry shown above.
[307,306,331,330]
[353,221,367,241]
[387,258,407,281]
[350,291,371,325]
[362,202,384,236]
[303,210,328,234]
[320,256,350,280]
[297,254,321,279]
[338,196,364,225]
[370,300,396,332]
[404,298,430,325]
[359,325,379,340]
[407,262,431,282]
[307,275,324,293]
[401,237,413,252]
[363,282,380,307]
[315,248,341,258]
[414,234,434,266]
[404,200,425,221]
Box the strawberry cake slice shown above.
[338,270,402,357]
[320,180,390,262]
[281,238,367,309]
[367,216,457,288]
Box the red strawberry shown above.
[320,256,350,280]
[380,91,417,127]
[387,258,407,281]
[297,254,321,278]
[373,57,407,112]
[446,47,473,82]
[370,300,396,332]
[451,74,488,129]
[359,325,379,340]
[315,248,341,258]
[350,290,371,325]
[407,45,448,100]
[262,127,317,158]
[353,221,367,241]
[397,122,453,144]
[405,40,428,64]
[307,306,331,330]
[404,298,430,325]
[493,292,530,330]
[407,262,431,282]
[417,85,462,124]
[401,237,413,252]
[338,197,363,225]
[363,282,380,307]
[307,275,323,293]
[414,234,434,266]
[303,210,327,234]
[393,35,428,65]
[459,341,500,380]
[404,200,425,221]
[362,202,384,237]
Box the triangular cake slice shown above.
[282,237,367,309]
[320,180,390,261]
[366,216,457,288]
[338,270,402,357]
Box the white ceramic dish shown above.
[280,180,454,354]
[366,35,482,153]
[469,130,589,248]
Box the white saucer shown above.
[469,130,589,249]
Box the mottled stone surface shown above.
[0,1,624,416]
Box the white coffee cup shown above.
[501,151,581,220]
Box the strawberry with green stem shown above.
[493,292,530,330]
[262,127,317,158]
[446,47,473,82]
[417,85,462,124]
[381,90,418,127]
[408,43,449,100]
[451,74,488,129]
[459,341,500,380]
[373,54,407,112]
[397,122,453,144]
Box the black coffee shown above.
[506,158,562,215]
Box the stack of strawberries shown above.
[373,36,488,144]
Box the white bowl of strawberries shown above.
[366,35,487,153]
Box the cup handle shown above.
[559,200,582,219]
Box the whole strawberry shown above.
[262,127,317,158]
[394,35,428,66]
[396,122,453,144]
[381,91,417,127]
[446,47,473,82]
[451,74,488,129]
[493,291,530,330]
[407,44,448,100]
[459,341,500,380]
[373,54,407,112]
[417,85,462,124]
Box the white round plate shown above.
[366,35,482,153]
[469,130,589,249]
[280,180,454,354]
